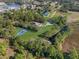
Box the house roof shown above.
[33,1,41,5]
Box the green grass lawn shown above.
[15,24,60,42]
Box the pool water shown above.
[16,28,28,36]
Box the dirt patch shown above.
[62,23,79,52]
[0,38,14,59]
[62,11,79,52]
[62,33,79,52]
[0,38,6,43]
[0,47,14,59]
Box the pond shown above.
[16,28,28,36]
[43,11,49,16]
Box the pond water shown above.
[43,11,49,16]
[16,28,28,36]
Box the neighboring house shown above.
[33,1,41,6]
[32,1,49,6]
[22,2,36,9]
[31,22,43,27]
[21,3,30,9]
[0,2,8,12]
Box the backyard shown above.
[15,23,60,42]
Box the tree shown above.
[47,45,57,59]
[26,51,35,59]
[56,50,64,59]
[26,39,51,57]
[27,10,35,22]
[69,48,79,59]
[34,12,46,23]
[4,20,16,38]
[0,42,7,56]
[14,53,25,59]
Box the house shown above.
[21,3,30,9]
[16,0,34,4]
[33,1,49,6]
[0,2,8,12]
[22,2,36,9]
[31,22,43,27]
[33,1,41,6]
